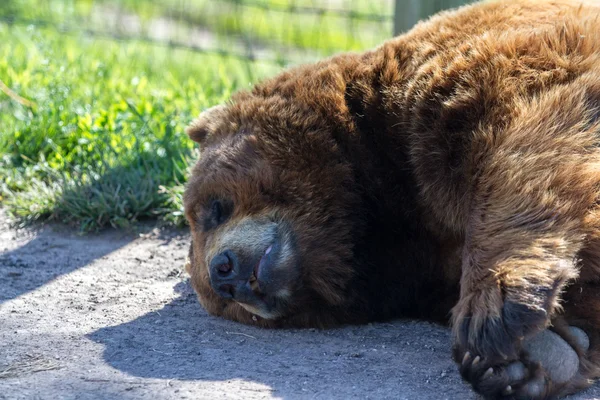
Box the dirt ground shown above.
[1,213,600,400]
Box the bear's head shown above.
[184,89,363,326]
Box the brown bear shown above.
[183,0,600,398]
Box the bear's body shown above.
[184,1,600,398]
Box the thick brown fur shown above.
[184,1,600,398]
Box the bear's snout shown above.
[203,217,299,319]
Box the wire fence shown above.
[1,0,472,66]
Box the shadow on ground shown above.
[0,226,133,304]
[88,280,473,399]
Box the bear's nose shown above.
[211,251,234,277]
[209,249,240,298]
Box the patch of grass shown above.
[0,22,280,230]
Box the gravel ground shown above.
[1,213,600,400]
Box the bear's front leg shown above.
[450,168,598,399]
[450,163,596,399]
[446,88,600,398]
[452,237,580,399]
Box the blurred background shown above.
[0,0,471,231]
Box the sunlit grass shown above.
[0,22,280,230]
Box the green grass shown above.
[0,22,280,230]
[0,0,394,231]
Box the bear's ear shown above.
[186,104,227,144]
